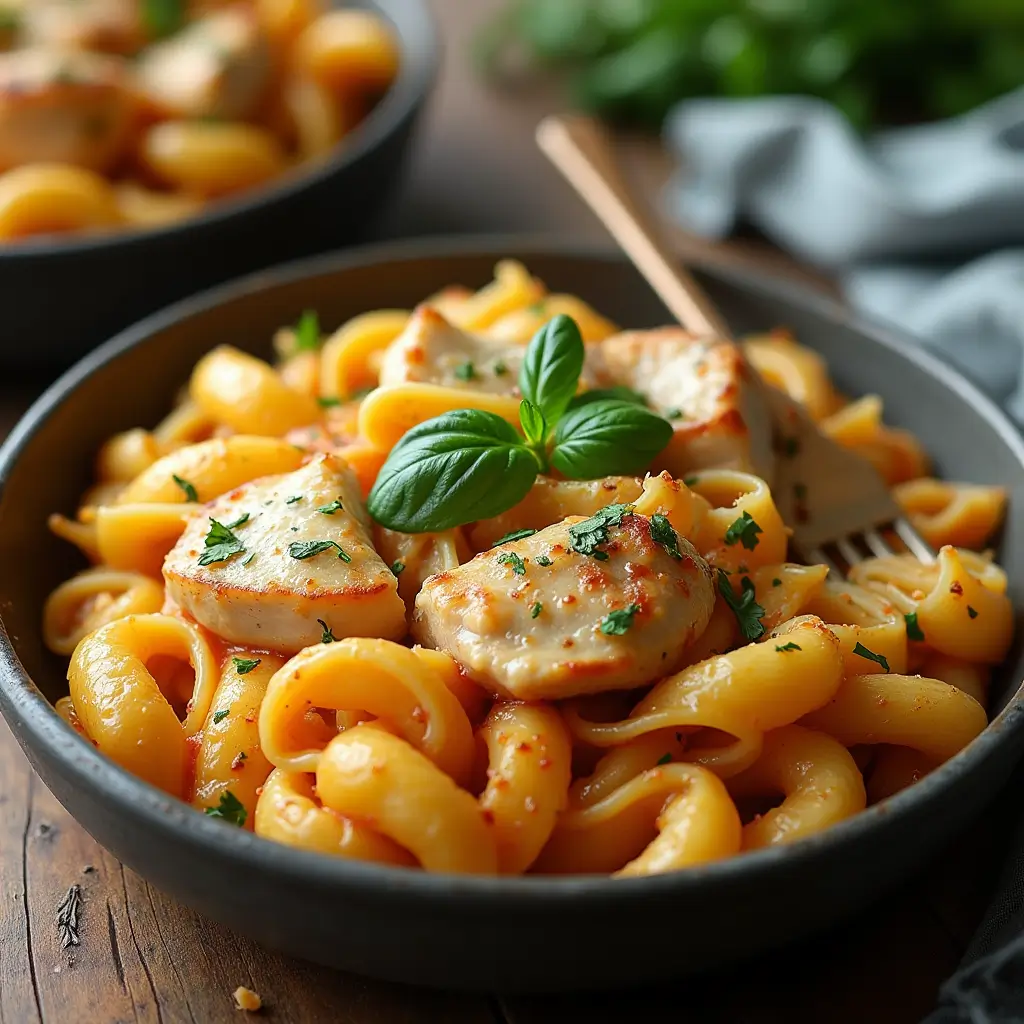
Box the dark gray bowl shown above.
[1,240,1022,993]
[0,0,436,370]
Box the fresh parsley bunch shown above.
[368,315,673,532]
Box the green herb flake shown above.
[536,555,553,567]
[664,408,684,421]
[198,518,246,566]
[717,570,766,641]
[853,642,890,672]
[242,553,256,566]
[317,396,342,408]
[454,360,477,382]
[141,0,185,39]
[968,606,979,619]
[391,561,405,576]
[724,510,762,550]
[492,528,537,546]
[493,360,508,376]
[294,309,320,351]
[232,656,261,675]
[599,603,640,636]
[172,474,198,502]
[655,752,672,766]
[904,612,925,642]
[650,513,682,560]
[318,619,338,643]
[775,642,802,653]
[285,495,303,504]
[288,540,351,562]
[568,503,634,559]
[684,476,699,486]
[204,790,246,827]
[772,578,782,587]
[497,551,527,575]
[212,709,230,724]
[317,498,344,515]
[530,601,543,619]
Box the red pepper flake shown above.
[516,741,532,752]
[245,710,256,723]
[411,706,426,723]
[950,581,964,595]
[230,751,247,770]
[481,809,495,825]
[561,638,575,648]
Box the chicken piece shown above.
[137,5,270,120]
[0,48,136,172]
[164,453,405,653]
[591,327,774,482]
[21,0,146,56]
[468,475,644,551]
[413,507,715,700]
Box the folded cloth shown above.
[662,91,1024,428]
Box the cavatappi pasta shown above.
[45,261,1013,876]
[0,1,398,242]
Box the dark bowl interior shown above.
[0,0,436,370]
[1,240,1023,993]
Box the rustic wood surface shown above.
[0,0,1014,1020]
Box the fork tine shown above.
[836,536,862,569]
[807,546,840,574]
[893,516,936,563]
[863,527,894,559]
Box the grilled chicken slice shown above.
[592,327,775,482]
[21,0,146,55]
[137,5,270,120]
[164,454,405,653]
[0,48,135,172]
[413,508,715,700]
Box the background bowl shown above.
[0,0,437,370]
[1,240,1023,993]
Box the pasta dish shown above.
[0,1,397,241]
[44,260,1012,876]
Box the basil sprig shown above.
[368,315,673,532]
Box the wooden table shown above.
[0,1,1013,1020]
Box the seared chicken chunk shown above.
[137,6,270,120]
[592,327,774,482]
[21,0,146,56]
[164,454,405,652]
[0,48,135,172]
[413,508,715,700]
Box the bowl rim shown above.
[2,234,1023,905]
[0,0,439,262]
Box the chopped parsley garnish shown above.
[242,553,256,566]
[724,511,762,550]
[317,396,342,408]
[492,528,537,546]
[391,561,405,576]
[717,570,766,640]
[904,612,925,642]
[853,642,890,672]
[783,437,800,457]
[530,601,543,619]
[968,606,979,619]
[775,642,801,653]
[172,474,198,502]
[498,551,526,575]
[536,555,553,567]
[317,498,344,515]
[600,603,640,636]
[285,495,303,504]
[454,361,476,381]
[288,540,351,562]
[198,517,246,566]
[294,309,320,351]
[212,709,230,724]
[656,752,672,766]
[772,578,782,587]
[318,619,337,643]
[204,790,246,827]
[493,360,508,376]
[232,656,261,675]
[650,514,682,560]
[684,476,699,486]
[664,408,684,420]
[568,503,634,560]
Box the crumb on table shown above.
[233,986,262,1012]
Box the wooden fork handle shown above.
[536,114,732,339]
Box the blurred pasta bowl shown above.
[1,239,1023,993]
[0,0,437,368]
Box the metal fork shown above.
[536,114,935,573]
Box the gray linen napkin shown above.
[662,89,1024,426]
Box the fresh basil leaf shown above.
[569,386,647,409]
[519,399,547,445]
[368,409,541,532]
[550,399,673,478]
[519,314,584,426]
